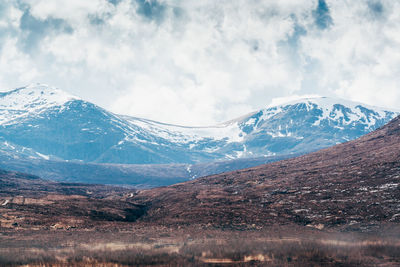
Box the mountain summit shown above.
[0,84,398,165]
[0,83,79,125]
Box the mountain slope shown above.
[0,84,398,166]
[134,115,400,229]
[0,84,236,164]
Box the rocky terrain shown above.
[134,115,400,231]
[0,116,399,265]
[0,170,148,230]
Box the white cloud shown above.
[23,0,110,24]
[0,0,399,125]
[299,1,400,109]
[0,38,40,90]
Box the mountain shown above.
[1,83,398,166]
[134,115,400,230]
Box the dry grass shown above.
[1,227,399,266]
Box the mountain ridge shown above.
[0,83,398,187]
[1,83,397,164]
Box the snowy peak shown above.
[0,83,79,109]
[288,97,396,127]
[239,96,397,130]
[0,83,80,125]
[274,96,394,115]
[233,96,399,157]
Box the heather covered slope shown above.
[135,116,400,230]
[1,169,399,267]
[0,169,145,229]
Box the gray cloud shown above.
[134,0,167,23]
[19,9,73,53]
[368,1,384,18]
[88,14,106,25]
[0,2,6,16]
[287,22,307,49]
[313,0,333,29]
[108,0,122,6]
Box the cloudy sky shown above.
[0,0,399,125]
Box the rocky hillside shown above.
[134,115,400,230]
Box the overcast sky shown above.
[0,0,399,125]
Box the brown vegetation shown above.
[134,116,400,231]
[0,116,400,265]
[1,227,400,266]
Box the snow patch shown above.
[123,116,245,144]
[36,152,50,160]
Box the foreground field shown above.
[1,226,400,266]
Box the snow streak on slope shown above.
[122,116,245,144]
[289,97,392,128]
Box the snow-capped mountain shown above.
[0,84,79,125]
[0,83,398,165]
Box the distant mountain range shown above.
[0,83,398,186]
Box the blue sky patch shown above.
[368,1,384,17]
[313,0,333,30]
[135,0,166,23]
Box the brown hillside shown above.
[135,116,400,230]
